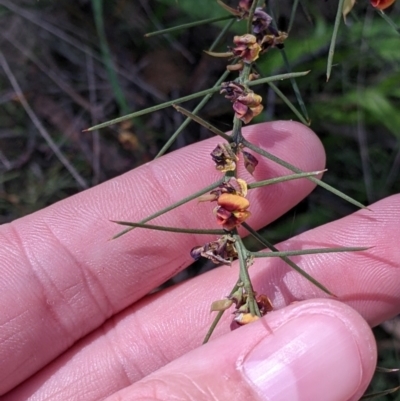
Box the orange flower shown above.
[214,193,251,231]
[371,0,396,9]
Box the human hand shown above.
[1,121,399,401]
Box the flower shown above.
[214,192,251,230]
[233,293,273,325]
[252,8,273,35]
[232,34,261,63]
[198,178,251,231]
[256,294,273,315]
[234,313,259,324]
[220,82,263,124]
[370,0,396,8]
[198,178,247,202]
[260,31,288,52]
[190,235,238,264]
[210,143,238,172]
[233,92,263,124]
[220,82,245,101]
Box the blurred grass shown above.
[0,0,399,397]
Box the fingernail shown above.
[242,315,362,401]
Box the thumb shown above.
[105,299,376,401]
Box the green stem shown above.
[243,139,367,210]
[376,9,400,34]
[203,280,241,344]
[288,0,300,33]
[251,247,368,258]
[173,106,231,141]
[91,0,128,113]
[246,0,259,33]
[248,170,326,189]
[247,71,310,87]
[266,5,309,121]
[235,233,260,317]
[326,0,345,81]
[242,223,335,296]
[267,81,310,125]
[145,15,236,37]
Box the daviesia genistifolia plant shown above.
[86,0,400,397]
[87,0,374,343]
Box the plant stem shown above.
[242,222,335,296]
[145,15,236,37]
[203,280,241,344]
[327,0,345,81]
[235,233,260,317]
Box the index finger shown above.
[0,121,325,394]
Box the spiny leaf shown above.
[251,246,369,258]
[111,178,224,239]
[85,71,310,131]
[242,223,335,296]
[248,170,327,189]
[243,140,368,210]
[361,386,400,399]
[144,15,235,37]
[173,105,230,140]
[111,221,224,236]
[375,366,400,373]
[327,0,345,81]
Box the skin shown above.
[1,121,399,401]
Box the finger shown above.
[255,193,400,327]
[104,300,376,401]
[5,193,397,400]
[0,121,325,393]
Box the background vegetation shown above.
[0,0,399,397]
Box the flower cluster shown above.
[220,82,263,124]
[231,1,288,56]
[251,8,288,52]
[211,1,288,124]
[189,1,278,329]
